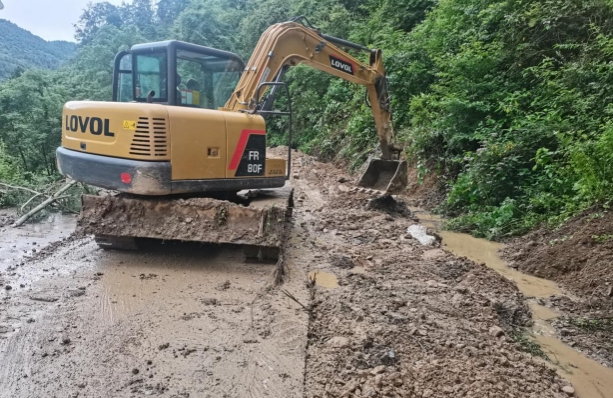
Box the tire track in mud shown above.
[0,234,309,397]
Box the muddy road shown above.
[1,150,610,397]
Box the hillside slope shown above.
[0,19,76,80]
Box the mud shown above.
[0,240,309,397]
[502,208,613,369]
[0,211,76,273]
[412,209,613,398]
[79,186,293,250]
[0,148,598,397]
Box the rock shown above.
[68,289,85,297]
[407,225,436,246]
[293,174,300,179]
[327,336,350,348]
[4,285,11,291]
[337,184,350,192]
[607,286,613,297]
[561,385,575,396]
[423,389,433,397]
[560,328,573,337]
[421,249,446,260]
[158,343,170,350]
[489,326,504,337]
[370,365,386,375]
[32,295,59,303]
[132,368,139,375]
[61,338,71,345]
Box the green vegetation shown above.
[567,316,613,333]
[509,329,548,360]
[0,19,76,80]
[2,0,613,238]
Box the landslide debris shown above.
[283,148,570,398]
[503,208,613,367]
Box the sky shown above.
[0,0,125,42]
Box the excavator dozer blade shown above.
[358,159,408,194]
[78,186,293,260]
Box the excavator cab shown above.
[112,41,244,109]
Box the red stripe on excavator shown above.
[228,129,266,170]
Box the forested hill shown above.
[0,19,76,80]
[2,0,613,241]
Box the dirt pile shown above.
[286,150,571,398]
[503,209,613,305]
[504,210,613,300]
[502,208,613,369]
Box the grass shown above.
[509,329,549,360]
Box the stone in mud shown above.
[421,249,446,260]
[30,295,59,302]
[561,385,575,396]
[68,289,85,297]
[489,326,504,337]
[327,336,350,348]
[407,225,436,246]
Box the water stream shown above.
[412,208,613,398]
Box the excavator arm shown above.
[223,18,400,161]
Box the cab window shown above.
[134,52,168,102]
[176,50,242,109]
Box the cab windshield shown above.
[133,49,242,109]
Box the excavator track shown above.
[78,186,294,260]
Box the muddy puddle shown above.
[308,270,339,289]
[412,208,613,398]
[0,211,76,271]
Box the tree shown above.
[74,1,123,44]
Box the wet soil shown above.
[502,209,613,369]
[0,210,76,273]
[0,148,600,397]
[414,211,613,398]
[282,150,574,398]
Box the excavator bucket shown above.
[78,186,294,260]
[358,159,408,194]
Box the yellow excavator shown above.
[56,17,407,256]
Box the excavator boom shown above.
[225,18,407,193]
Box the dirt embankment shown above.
[503,209,613,368]
[0,148,574,397]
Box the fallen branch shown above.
[20,192,44,213]
[0,182,41,196]
[280,289,309,312]
[12,181,77,227]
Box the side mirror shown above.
[147,91,156,103]
[0,1,5,10]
